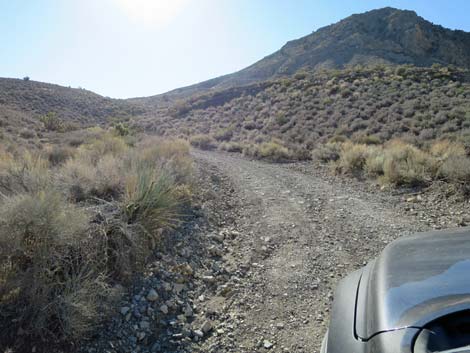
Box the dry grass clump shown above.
[0,151,51,195]
[317,138,470,191]
[137,137,193,184]
[219,141,243,153]
[59,153,125,201]
[243,140,292,162]
[0,191,116,343]
[189,134,216,150]
[381,141,434,186]
[45,145,75,166]
[336,142,370,174]
[124,165,181,238]
[0,129,193,350]
[364,146,386,176]
[430,140,466,160]
[312,143,341,162]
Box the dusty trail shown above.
[192,150,427,353]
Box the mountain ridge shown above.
[138,7,470,105]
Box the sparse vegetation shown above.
[189,134,216,150]
[313,138,470,190]
[243,140,292,162]
[138,65,470,162]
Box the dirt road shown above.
[191,150,428,353]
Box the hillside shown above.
[137,65,470,156]
[139,7,470,105]
[0,78,148,147]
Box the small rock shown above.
[140,320,150,330]
[202,275,216,284]
[160,304,169,314]
[183,303,193,317]
[120,306,130,316]
[174,283,185,295]
[193,329,204,338]
[201,320,213,334]
[146,289,159,302]
[263,340,274,349]
[208,245,223,257]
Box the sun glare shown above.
[115,0,188,27]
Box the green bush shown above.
[124,164,182,238]
[113,122,130,136]
[39,112,64,132]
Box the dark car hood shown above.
[356,227,470,339]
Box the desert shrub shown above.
[59,153,124,201]
[365,146,385,176]
[243,120,257,130]
[213,128,233,142]
[353,134,382,145]
[0,133,193,350]
[382,141,435,186]
[189,134,216,150]
[438,156,470,184]
[81,133,129,163]
[275,114,290,126]
[39,112,64,132]
[219,141,243,153]
[329,135,348,143]
[290,146,311,161]
[19,128,36,139]
[46,145,75,166]
[0,152,50,196]
[0,191,116,343]
[113,122,130,136]
[430,140,466,160]
[244,141,292,162]
[337,142,370,174]
[136,137,193,184]
[123,163,182,240]
[312,143,341,162]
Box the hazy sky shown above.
[2,0,470,98]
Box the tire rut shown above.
[192,150,427,353]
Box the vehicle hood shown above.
[355,227,470,339]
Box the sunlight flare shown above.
[114,0,188,27]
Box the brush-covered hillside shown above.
[136,64,470,158]
[0,78,146,123]
[0,78,148,148]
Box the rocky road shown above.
[190,150,432,353]
[83,150,469,353]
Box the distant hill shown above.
[139,7,470,105]
[2,7,470,152]
[0,78,146,126]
